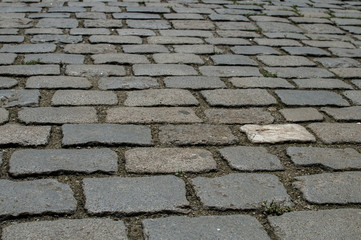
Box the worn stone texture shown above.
[321,106,361,121]
[280,108,324,122]
[275,90,349,106]
[52,90,118,106]
[26,76,92,89]
[308,123,361,144]
[0,108,9,124]
[98,77,159,90]
[0,124,51,146]
[205,108,274,124]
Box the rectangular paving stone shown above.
[257,56,316,67]
[0,44,56,53]
[205,108,274,124]
[282,47,330,56]
[201,89,276,107]
[269,209,361,240]
[125,148,216,173]
[315,57,361,68]
[240,124,316,143]
[133,64,197,76]
[253,38,302,47]
[36,18,78,28]
[9,149,117,176]
[172,20,215,30]
[160,30,213,38]
[26,29,63,35]
[231,46,280,55]
[123,44,168,54]
[153,53,203,64]
[0,36,24,43]
[330,68,361,78]
[148,36,203,45]
[52,90,117,106]
[24,54,84,64]
[64,44,116,54]
[70,28,110,35]
[211,55,257,66]
[31,35,82,44]
[308,123,361,144]
[280,108,323,122]
[299,24,344,34]
[127,20,170,29]
[164,76,226,89]
[83,20,123,28]
[293,78,353,89]
[76,12,106,19]
[159,125,237,146]
[0,29,18,35]
[0,179,76,217]
[113,13,161,19]
[106,107,202,124]
[230,77,294,89]
[0,77,17,88]
[219,146,284,171]
[89,35,141,44]
[0,124,50,146]
[216,22,257,30]
[0,65,60,76]
[321,106,361,121]
[192,173,292,210]
[62,124,152,146]
[26,76,91,89]
[329,48,361,57]
[257,22,303,33]
[65,65,125,77]
[19,107,97,124]
[125,89,198,107]
[264,67,334,78]
[0,108,8,124]
[0,90,40,108]
[92,53,149,64]
[344,90,361,105]
[0,18,32,28]
[294,172,361,204]
[143,215,270,240]
[99,77,158,90]
[205,38,251,45]
[200,66,261,77]
[164,13,204,20]
[117,29,155,36]
[2,219,128,240]
[275,90,349,106]
[173,45,216,54]
[303,40,355,49]
[83,176,188,214]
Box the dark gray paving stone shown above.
[258,56,315,67]
[308,123,361,144]
[83,176,188,214]
[9,149,118,176]
[2,219,128,240]
[133,64,197,76]
[24,54,84,64]
[0,124,50,146]
[282,47,330,56]
[314,57,361,68]
[200,66,261,77]
[275,90,349,106]
[143,215,270,240]
[164,76,225,89]
[153,53,203,64]
[343,90,361,105]
[0,44,56,53]
[294,172,361,204]
[231,77,294,89]
[321,106,361,121]
[219,146,284,171]
[123,45,168,54]
[0,77,17,88]
[0,108,8,124]
[0,90,40,108]
[293,78,353,89]
[65,65,125,77]
[201,89,276,106]
[211,55,257,66]
[231,46,280,55]
[127,20,170,29]
[36,18,78,28]
[269,209,361,240]
[26,76,91,89]
[99,77,159,90]
[205,108,274,124]
[0,179,76,216]
[192,173,292,210]
[89,35,141,44]
[92,54,149,64]
[287,147,361,170]
[205,38,250,45]
[0,53,17,64]
[125,148,216,173]
[62,124,152,146]
[0,65,60,76]
[329,48,361,57]
[52,90,117,106]
[31,35,83,44]
[257,22,303,33]
[280,108,323,122]
[64,44,116,54]
[159,125,237,146]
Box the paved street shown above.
[0,0,361,239]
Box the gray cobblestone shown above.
[231,46,280,55]
[123,45,168,53]
[127,20,170,29]
[31,35,83,44]
[0,44,56,53]
[164,76,225,89]
[153,53,203,64]
[230,77,294,89]
[99,77,159,90]
[0,108,9,124]
[133,64,197,76]
[89,35,141,44]
[293,78,353,89]
[52,90,118,106]
[64,44,116,54]
[0,77,17,89]
[0,90,40,108]
[36,18,78,28]
[65,65,125,77]
[280,108,323,122]
[212,55,257,66]
[309,123,361,143]
[321,106,361,121]
[205,108,274,124]
[24,54,84,64]
[0,124,50,146]
[0,65,60,76]
[275,90,349,106]
[92,53,149,64]
[258,56,315,67]
[26,76,91,89]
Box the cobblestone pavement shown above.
[0,0,361,239]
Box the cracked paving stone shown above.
[164,76,226,89]
[240,124,316,143]
[133,64,197,76]
[308,123,361,144]
[62,124,152,146]
[52,90,118,106]
[99,77,159,90]
[9,148,118,176]
[0,124,51,146]
[125,148,216,173]
[0,65,60,76]
[275,90,349,106]
[321,106,361,121]
[280,108,324,122]
[65,65,126,77]
[219,146,284,171]
[0,179,76,216]
[192,173,292,210]
[0,90,40,108]
[269,209,361,240]
[0,77,17,89]
[294,172,361,204]
[0,108,8,124]
[143,215,270,240]
[287,147,361,170]
[2,219,128,240]
[26,76,92,89]
[83,176,189,214]
[205,108,274,124]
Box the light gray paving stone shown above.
[282,47,330,56]
[192,173,292,210]
[251,16,290,23]
[62,124,152,146]
[153,53,203,64]
[300,24,344,34]
[24,54,84,64]
[123,45,168,54]
[280,108,323,122]
[287,147,361,170]
[65,65,125,77]
[0,18,32,28]
[269,209,361,240]
[265,67,334,78]
[26,76,91,89]
[164,13,204,20]
[159,125,237,146]
[331,68,361,79]
[19,107,97,124]
[0,152,2,166]
[216,22,257,30]
[230,77,294,89]
[9,149,117,176]
[64,44,116,54]
[160,30,213,38]
[253,38,302,47]
[48,7,85,13]
[294,172,361,204]
[36,18,78,28]
[216,30,259,38]
[0,29,18,35]
[125,148,216,173]
[174,7,214,14]
[275,90,349,106]
[219,146,284,171]
[205,38,250,45]
[308,123,361,143]
[205,108,274,124]
[0,124,51,146]
[0,36,24,43]
[172,20,215,30]
[211,55,257,66]
[0,90,40,108]
[0,13,25,19]
[125,89,198,107]
[293,78,353,89]
[2,219,128,240]
[241,124,316,143]
[173,45,216,54]
[164,76,225,89]
[200,66,261,77]
[314,57,361,68]
[343,90,361,105]
[321,106,361,121]
[70,28,110,35]
[83,20,123,28]
[26,29,63,35]
[133,64,197,76]
[352,80,361,89]
[126,6,170,13]
[117,29,155,36]
[92,54,149,64]
[91,6,121,13]
[201,89,276,107]
[231,46,280,55]
[143,215,271,240]
[329,48,361,57]
[99,77,158,90]
[341,26,361,34]
[148,36,203,45]
[209,13,249,21]
[83,176,189,214]
[31,35,82,44]
[0,7,41,13]
[106,107,202,124]
[0,179,76,216]
[303,40,355,49]
[258,56,315,67]
[52,90,118,106]
[0,44,56,53]
[257,22,303,33]
[113,13,161,19]
[127,20,170,29]
[0,108,9,124]
[289,17,331,24]
[0,77,17,88]
[89,35,142,44]
[263,32,308,40]
[76,12,106,19]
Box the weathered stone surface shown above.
[0,108,8,124]
[294,172,361,204]
[148,36,203,45]
[2,219,128,240]
[99,77,159,90]
[133,64,197,76]
[0,65,60,76]
[0,77,17,88]
[92,54,149,64]
[321,106,361,121]
[257,56,316,67]
[331,68,361,78]
[200,66,261,77]
[269,209,361,240]
[231,46,280,55]
[300,24,344,34]
[280,108,323,122]
[219,146,284,171]
[31,35,82,44]
[106,107,202,124]
[211,55,257,66]
[159,125,237,145]
[125,148,216,173]
[66,65,125,77]
[26,76,91,89]
[64,44,116,54]
[293,78,352,89]
[315,57,361,68]
[174,45,216,54]
[24,54,84,64]
[117,29,155,36]
[264,67,334,78]
[257,22,303,33]
[352,80,361,89]
[192,173,292,210]
[0,90,39,108]
[9,149,118,176]
[0,124,51,146]
[52,90,118,106]
[164,76,225,89]
[0,53,16,64]
[275,90,349,106]
[308,123,361,144]
[83,176,189,214]
[344,90,361,105]
[282,47,330,56]
[126,20,170,29]
[230,77,294,89]
[62,124,152,146]
[89,35,141,44]
[172,20,214,30]
[240,124,316,143]
[143,215,271,240]
[287,147,361,170]
[0,179,76,216]
[123,44,168,54]
[70,28,110,35]
[0,44,56,53]
[205,108,274,124]
[153,53,203,64]
[37,18,78,28]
